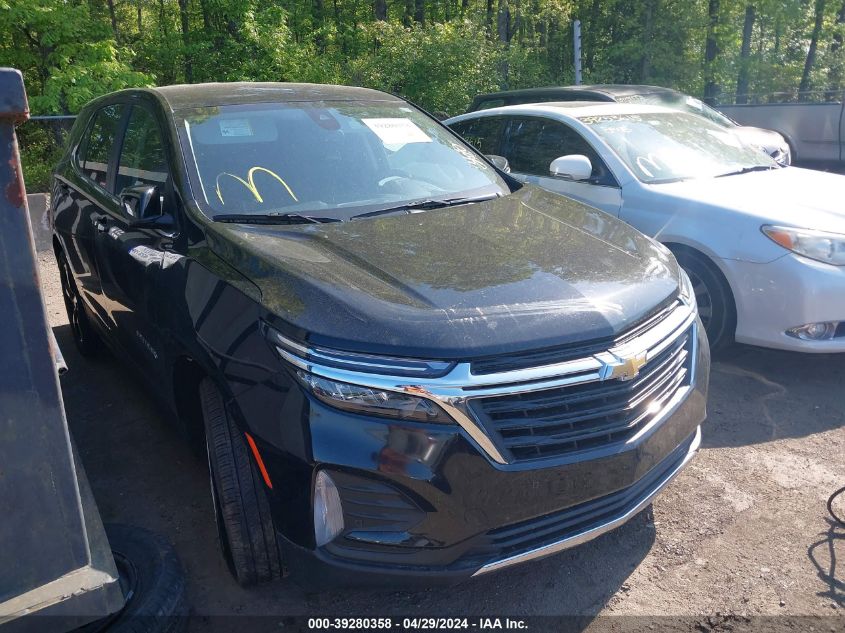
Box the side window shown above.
[449,117,506,156]
[501,118,547,175]
[115,106,169,196]
[503,117,617,186]
[78,104,125,190]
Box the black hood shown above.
[205,185,680,359]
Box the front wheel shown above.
[673,249,736,351]
[200,378,283,586]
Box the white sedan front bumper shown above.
[722,253,845,353]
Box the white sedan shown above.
[446,102,845,352]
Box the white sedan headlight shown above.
[762,225,845,266]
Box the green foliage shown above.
[16,122,68,193]
[2,0,844,189]
[0,0,151,114]
[349,22,501,114]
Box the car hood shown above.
[651,167,845,234]
[205,185,679,358]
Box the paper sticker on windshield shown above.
[363,118,431,145]
[219,119,253,137]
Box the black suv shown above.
[51,82,709,588]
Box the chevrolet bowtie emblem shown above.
[605,352,648,381]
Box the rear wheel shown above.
[673,249,736,351]
[57,251,103,357]
[200,378,283,586]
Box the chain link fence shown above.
[17,115,76,193]
[716,88,845,106]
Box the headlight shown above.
[262,323,456,423]
[762,225,845,266]
[678,267,697,308]
[294,370,453,423]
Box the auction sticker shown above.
[219,118,253,137]
[363,118,432,145]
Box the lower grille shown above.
[469,326,693,463]
[476,428,697,558]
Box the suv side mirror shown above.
[486,154,511,173]
[120,185,174,230]
[550,155,592,181]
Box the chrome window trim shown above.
[280,298,697,465]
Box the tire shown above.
[200,378,283,586]
[57,250,103,357]
[673,248,736,351]
[78,524,187,633]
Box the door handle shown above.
[93,214,108,233]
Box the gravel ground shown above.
[37,251,844,631]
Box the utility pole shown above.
[573,19,582,85]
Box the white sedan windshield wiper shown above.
[213,213,341,225]
[350,194,499,220]
[715,165,778,178]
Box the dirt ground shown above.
[37,251,844,630]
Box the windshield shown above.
[180,101,509,220]
[615,92,736,128]
[580,112,775,183]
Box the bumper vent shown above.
[469,325,693,463]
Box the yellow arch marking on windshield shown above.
[215,166,298,205]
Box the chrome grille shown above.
[471,298,681,375]
[469,326,693,462]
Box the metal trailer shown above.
[0,67,125,631]
[718,97,845,166]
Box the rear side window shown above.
[474,98,505,111]
[448,116,507,156]
[115,106,169,195]
[78,104,125,190]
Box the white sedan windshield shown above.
[580,112,775,183]
[182,101,508,220]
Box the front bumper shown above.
[282,421,703,590]
[261,308,709,589]
[723,253,845,353]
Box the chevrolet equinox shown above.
[50,83,709,588]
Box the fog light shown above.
[786,322,839,341]
[314,470,344,546]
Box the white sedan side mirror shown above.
[550,155,593,181]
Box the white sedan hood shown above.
[653,167,845,233]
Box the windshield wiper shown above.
[715,165,778,178]
[213,213,341,225]
[350,194,499,220]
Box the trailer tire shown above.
[78,524,187,633]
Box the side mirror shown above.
[486,154,511,173]
[549,155,593,181]
[120,185,175,230]
[120,185,161,219]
